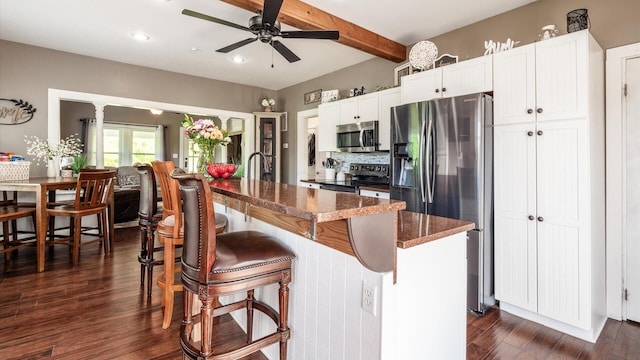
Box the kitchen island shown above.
[209,178,473,360]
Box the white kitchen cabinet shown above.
[377,87,401,151]
[401,55,493,104]
[493,30,605,342]
[359,189,390,199]
[338,92,379,125]
[493,30,588,125]
[298,181,320,189]
[317,101,339,152]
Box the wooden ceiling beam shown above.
[219,0,407,63]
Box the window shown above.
[88,123,162,167]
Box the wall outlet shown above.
[362,282,378,316]
[172,153,178,159]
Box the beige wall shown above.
[2,0,639,181]
[0,40,276,177]
[278,0,640,184]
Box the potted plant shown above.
[70,154,87,176]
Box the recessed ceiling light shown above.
[230,55,246,64]
[130,32,150,41]
[191,47,201,52]
[150,109,163,115]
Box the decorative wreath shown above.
[409,41,438,71]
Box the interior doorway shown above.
[624,56,640,322]
[606,42,640,321]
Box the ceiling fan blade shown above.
[262,0,283,29]
[280,30,340,40]
[217,38,258,53]
[182,9,250,32]
[271,40,300,63]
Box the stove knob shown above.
[376,166,381,171]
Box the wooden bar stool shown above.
[152,161,229,328]
[172,170,294,360]
[136,164,164,299]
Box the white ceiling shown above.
[0,0,535,90]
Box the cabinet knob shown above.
[435,89,440,93]
[442,87,447,92]
[527,131,534,136]
[527,109,534,114]
[528,215,535,220]
[537,216,544,222]
[536,108,543,114]
[537,130,543,136]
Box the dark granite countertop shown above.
[209,178,405,223]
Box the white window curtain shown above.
[85,119,97,166]
[155,125,165,161]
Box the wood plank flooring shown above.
[1,226,639,359]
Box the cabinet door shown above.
[442,55,493,98]
[535,31,588,122]
[493,44,536,125]
[338,97,359,124]
[493,123,537,312]
[356,92,380,122]
[535,119,590,329]
[318,102,339,152]
[401,68,442,104]
[378,88,401,151]
[359,189,390,199]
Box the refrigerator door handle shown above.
[419,119,426,203]
[428,119,435,203]
[426,117,434,203]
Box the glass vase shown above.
[197,143,215,175]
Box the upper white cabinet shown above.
[401,55,493,104]
[493,31,588,125]
[317,101,339,152]
[493,30,605,342]
[377,87,401,151]
[338,92,379,125]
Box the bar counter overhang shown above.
[208,178,473,359]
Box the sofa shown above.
[113,166,141,223]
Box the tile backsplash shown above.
[330,152,391,173]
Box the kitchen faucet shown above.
[247,151,269,181]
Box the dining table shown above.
[0,176,115,272]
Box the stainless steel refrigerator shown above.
[390,93,494,314]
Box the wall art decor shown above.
[394,63,413,86]
[304,89,322,104]
[0,98,37,125]
[433,54,459,68]
[484,38,520,55]
[321,89,339,103]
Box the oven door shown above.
[319,183,357,193]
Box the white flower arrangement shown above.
[261,98,276,107]
[25,134,83,166]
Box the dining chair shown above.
[151,161,229,329]
[45,170,115,264]
[1,191,37,261]
[172,170,294,360]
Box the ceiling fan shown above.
[182,0,339,63]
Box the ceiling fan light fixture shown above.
[130,32,150,41]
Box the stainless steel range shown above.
[317,163,389,193]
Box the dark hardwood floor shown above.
[1,226,639,359]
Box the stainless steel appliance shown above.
[336,121,379,153]
[317,163,389,193]
[390,93,494,314]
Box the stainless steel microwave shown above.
[336,120,379,153]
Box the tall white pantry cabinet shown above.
[492,30,606,342]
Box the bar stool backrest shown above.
[151,161,183,239]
